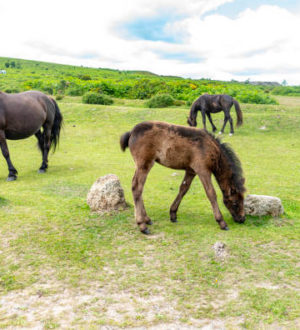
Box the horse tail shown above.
[50,98,63,152]
[120,131,131,151]
[233,99,243,127]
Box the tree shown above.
[281,80,287,86]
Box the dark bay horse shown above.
[120,121,246,234]
[187,94,243,135]
[0,91,63,181]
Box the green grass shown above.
[0,96,299,328]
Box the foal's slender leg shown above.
[206,113,217,132]
[39,124,51,173]
[197,171,228,230]
[170,171,195,222]
[0,130,18,181]
[132,162,154,234]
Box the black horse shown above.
[0,91,63,181]
[187,94,243,135]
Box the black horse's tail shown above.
[50,98,63,152]
[120,131,131,151]
[233,99,243,127]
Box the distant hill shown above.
[0,56,295,103]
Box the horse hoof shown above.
[141,228,150,235]
[7,176,17,182]
[38,169,46,173]
[222,226,229,231]
[146,220,153,225]
[170,218,177,223]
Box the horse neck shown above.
[189,102,199,119]
[212,152,234,197]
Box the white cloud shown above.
[0,1,300,84]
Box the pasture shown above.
[0,95,299,328]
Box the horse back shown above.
[128,121,219,171]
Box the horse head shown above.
[223,179,246,224]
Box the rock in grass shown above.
[87,174,127,213]
[212,242,228,260]
[244,194,284,217]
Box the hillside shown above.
[0,57,285,105]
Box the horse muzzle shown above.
[234,216,246,224]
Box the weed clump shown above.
[146,94,175,108]
[82,92,114,105]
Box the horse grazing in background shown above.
[0,91,63,181]
[120,121,246,234]
[187,94,243,135]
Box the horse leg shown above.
[201,111,207,130]
[132,162,154,234]
[228,113,234,135]
[219,112,229,134]
[0,130,18,181]
[197,170,228,230]
[170,170,195,222]
[39,124,51,173]
[35,129,44,154]
[206,113,217,132]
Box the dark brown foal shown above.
[120,121,246,234]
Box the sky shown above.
[1,0,300,84]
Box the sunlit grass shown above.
[0,97,299,327]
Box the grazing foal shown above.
[120,121,246,234]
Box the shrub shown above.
[67,86,85,96]
[4,88,20,94]
[55,94,64,101]
[78,74,92,81]
[82,92,114,105]
[146,94,175,108]
[173,99,185,106]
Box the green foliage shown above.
[55,94,64,101]
[82,92,113,105]
[146,93,175,108]
[78,74,92,81]
[272,86,300,96]
[0,56,283,105]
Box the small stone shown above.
[171,172,179,176]
[259,125,266,130]
[212,241,228,260]
[87,174,127,213]
[244,194,284,217]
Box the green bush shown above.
[55,94,64,101]
[82,92,113,105]
[146,94,175,108]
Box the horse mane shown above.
[210,133,245,193]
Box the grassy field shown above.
[0,95,299,328]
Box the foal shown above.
[120,121,246,234]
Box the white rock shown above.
[212,242,228,260]
[87,174,127,213]
[244,194,284,217]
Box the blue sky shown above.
[1,0,300,84]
